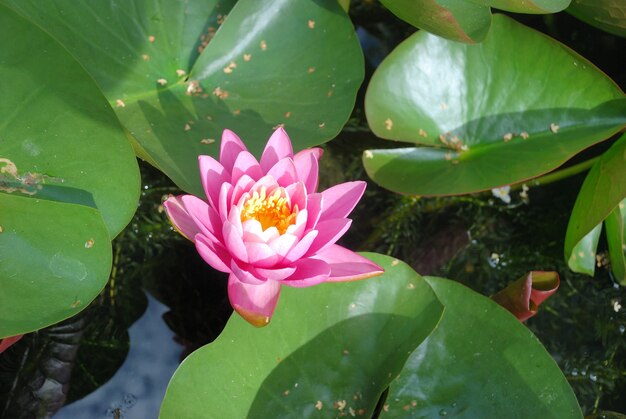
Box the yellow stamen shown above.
[240,186,297,234]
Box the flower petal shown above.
[220,129,247,173]
[312,245,384,282]
[254,265,297,281]
[266,157,298,187]
[285,181,307,213]
[195,234,231,273]
[306,218,352,256]
[294,148,322,193]
[319,181,366,222]
[244,241,281,267]
[283,258,330,288]
[199,155,229,209]
[163,195,201,241]
[231,150,263,184]
[218,182,234,221]
[268,233,298,259]
[230,259,265,285]
[231,174,256,208]
[180,195,222,241]
[260,127,294,173]
[283,229,318,264]
[228,273,281,327]
[223,221,248,263]
[306,193,323,230]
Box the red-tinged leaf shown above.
[491,271,560,322]
[0,334,23,354]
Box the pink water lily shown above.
[164,128,383,326]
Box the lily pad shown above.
[0,4,139,238]
[160,253,444,418]
[0,194,112,337]
[3,0,364,196]
[568,0,626,38]
[379,277,583,418]
[363,14,626,196]
[565,133,626,277]
[0,5,138,337]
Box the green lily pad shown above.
[3,0,364,196]
[379,0,572,44]
[568,0,626,38]
[363,14,626,196]
[379,0,492,43]
[0,6,139,337]
[0,4,139,238]
[605,199,626,283]
[565,133,626,277]
[379,276,583,418]
[0,194,112,337]
[160,254,444,418]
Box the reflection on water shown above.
[55,294,181,418]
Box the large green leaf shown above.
[379,0,492,43]
[565,134,626,276]
[0,5,139,238]
[568,0,626,38]
[3,0,364,196]
[379,0,571,44]
[605,200,626,283]
[160,254,444,418]
[0,194,112,337]
[363,14,626,196]
[380,277,583,418]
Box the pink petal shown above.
[163,195,201,241]
[283,258,330,288]
[319,181,366,222]
[244,241,281,267]
[260,127,294,173]
[231,174,256,208]
[285,209,308,239]
[306,218,352,256]
[283,230,318,264]
[0,335,23,354]
[199,155,229,209]
[223,221,248,263]
[266,158,298,187]
[231,151,263,184]
[254,265,297,281]
[228,273,281,327]
[268,233,298,259]
[294,148,322,193]
[180,195,222,241]
[230,259,265,285]
[306,193,323,230]
[312,245,384,282]
[285,181,307,213]
[195,234,231,273]
[220,129,247,173]
[218,182,234,221]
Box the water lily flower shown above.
[164,128,383,326]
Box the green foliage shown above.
[363,14,626,196]
[2,0,364,196]
[0,5,139,338]
[565,134,626,282]
[568,0,626,38]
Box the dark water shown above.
[55,295,181,419]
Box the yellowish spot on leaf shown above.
[200,138,215,145]
[550,123,560,133]
[419,128,427,137]
[384,118,393,130]
[520,131,529,139]
[243,53,251,62]
[176,69,186,77]
[157,78,167,86]
[260,40,267,51]
[308,67,316,73]
[142,54,150,61]
[503,133,513,142]
[364,150,373,159]
[115,99,126,108]
[315,401,323,410]
[184,123,191,132]
[284,111,292,118]
[308,20,315,29]
[85,239,95,249]
[148,35,155,42]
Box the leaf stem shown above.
[511,157,600,190]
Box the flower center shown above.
[240,187,297,234]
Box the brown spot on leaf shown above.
[308,20,315,29]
